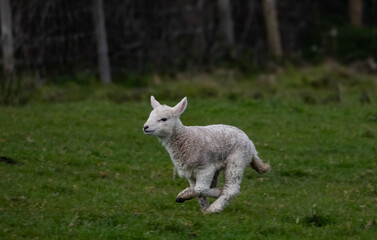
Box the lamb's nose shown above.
[143,125,149,131]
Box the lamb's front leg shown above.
[197,171,219,210]
[176,171,224,211]
[176,178,210,211]
[176,177,197,202]
[175,187,196,203]
[196,171,222,211]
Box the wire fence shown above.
[1,0,377,79]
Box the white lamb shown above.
[143,96,271,213]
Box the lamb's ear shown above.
[151,96,161,109]
[172,97,187,116]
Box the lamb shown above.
[143,96,271,213]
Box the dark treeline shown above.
[2,0,377,78]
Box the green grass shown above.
[1,94,377,239]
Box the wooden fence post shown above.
[262,0,282,57]
[93,0,111,84]
[217,0,235,48]
[0,0,15,73]
[349,0,363,27]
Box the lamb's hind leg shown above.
[205,154,246,214]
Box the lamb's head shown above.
[143,96,187,138]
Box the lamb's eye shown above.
[160,118,168,122]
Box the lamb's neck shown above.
[158,119,187,148]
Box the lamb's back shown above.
[168,124,251,171]
[191,124,249,148]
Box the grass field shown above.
[1,93,376,239]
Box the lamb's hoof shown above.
[175,197,186,203]
[176,187,196,202]
[203,210,213,215]
[204,207,222,214]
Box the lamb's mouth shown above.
[143,130,155,134]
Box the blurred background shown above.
[2,2,377,238]
[1,0,376,104]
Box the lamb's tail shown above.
[250,155,271,175]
